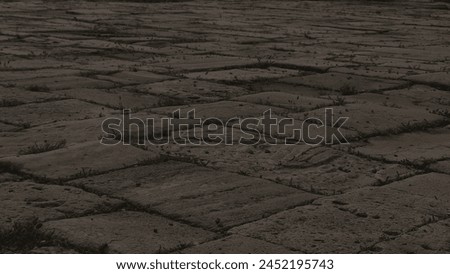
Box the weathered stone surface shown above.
[405,72,450,89]
[0,118,106,157]
[0,181,123,231]
[2,0,450,254]
[254,147,417,194]
[355,128,450,163]
[30,246,78,254]
[281,72,407,93]
[0,99,113,127]
[372,219,450,253]
[233,92,332,112]
[0,122,19,132]
[2,141,158,180]
[95,70,173,85]
[134,79,249,103]
[150,55,253,72]
[68,161,317,230]
[294,103,444,136]
[16,76,116,91]
[430,160,450,175]
[41,211,216,253]
[181,235,293,254]
[53,88,160,111]
[231,173,450,253]
[0,87,62,105]
[163,144,313,174]
[152,101,288,121]
[184,67,301,82]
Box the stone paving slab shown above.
[2,141,158,180]
[67,161,317,230]
[372,219,450,253]
[233,92,332,112]
[405,72,450,90]
[0,181,123,231]
[349,85,450,114]
[0,68,81,82]
[53,88,160,111]
[281,72,407,94]
[150,55,254,72]
[1,0,449,254]
[0,87,63,106]
[95,71,174,86]
[293,103,444,136]
[0,118,108,158]
[16,76,116,91]
[184,67,302,82]
[41,211,216,253]
[253,147,417,195]
[230,173,450,253]
[152,101,288,121]
[181,235,293,254]
[133,79,249,103]
[354,128,450,163]
[0,99,113,127]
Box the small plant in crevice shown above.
[0,98,23,107]
[18,139,67,155]
[256,55,275,68]
[338,84,357,95]
[0,218,45,252]
[329,95,347,106]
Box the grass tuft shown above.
[18,139,66,155]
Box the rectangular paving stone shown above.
[95,70,174,85]
[150,55,254,72]
[383,85,450,114]
[294,103,444,136]
[0,87,63,106]
[0,99,113,127]
[372,219,450,253]
[253,147,417,194]
[2,141,158,180]
[68,161,317,230]
[386,173,450,203]
[134,79,249,104]
[184,67,301,82]
[152,100,288,121]
[17,76,116,91]
[162,144,313,174]
[281,72,407,94]
[233,91,332,112]
[0,68,80,82]
[0,117,108,158]
[277,57,353,72]
[405,72,450,89]
[346,85,450,117]
[354,128,450,163]
[41,211,216,253]
[53,88,160,111]
[0,181,123,231]
[329,66,427,80]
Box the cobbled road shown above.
[0,0,449,253]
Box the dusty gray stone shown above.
[41,211,216,253]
